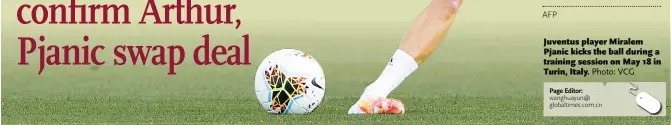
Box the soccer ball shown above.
[254,49,326,114]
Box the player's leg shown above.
[348,0,463,114]
[400,0,462,64]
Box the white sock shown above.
[359,49,419,99]
[348,49,418,114]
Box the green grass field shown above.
[2,62,670,124]
[4,97,667,124]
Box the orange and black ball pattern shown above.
[264,65,308,114]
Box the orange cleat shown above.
[358,97,405,114]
